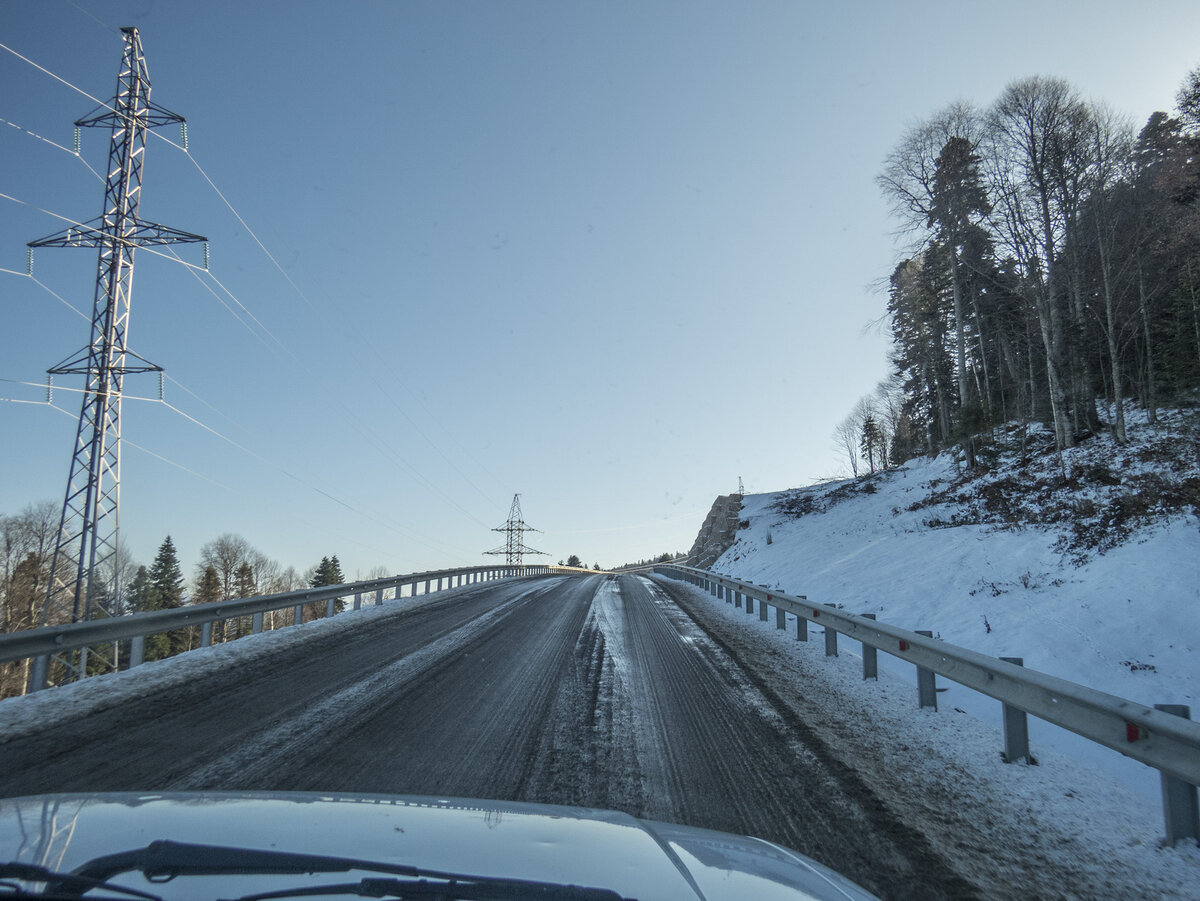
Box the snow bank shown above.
[664,575,1200,898]
[715,451,1200,803]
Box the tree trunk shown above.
[950,248,969,410]
[1187,260,1200,377]
[1095,218,1126,444]
[1066,243,1102,434]
[1138,261,1158,424]
[969,284,994,418]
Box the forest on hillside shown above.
[834,67,1200,474]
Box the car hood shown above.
[0,792,878,900]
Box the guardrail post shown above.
[293,603,304,625]
[796,614,807,641]
[375,588,384,605]
[824,604,838,656]
[252,612,264,634]
[129,635,145,668]
[759,597,769,621]
[776,607,786,630]
[999,657,1031,763]
[326,597,337,618]
[353,592,362,611]
[28,655,50,692]
[861,614,877,679]
[1155,704,1199,847]
[201,622,213,647]
[745,593,754,615]
[734,590,742,609]
[916,630,937,709]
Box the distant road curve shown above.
[0,574,976,900]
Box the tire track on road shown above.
[644,575,983,901]
[169,582,558,789]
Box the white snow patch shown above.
[714,453,1200,804]
[664,576,1200,898]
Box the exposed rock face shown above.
[687,494,743,569]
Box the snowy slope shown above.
[713,412,1200,803]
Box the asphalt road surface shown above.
[1,574,980,899]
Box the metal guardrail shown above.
[2,564,567,693]
[655,563,1200,846]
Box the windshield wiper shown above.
[70,841,411,883]
[0,862,162,901]
[223,875,630,901]
[65,842,631,901]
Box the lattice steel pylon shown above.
[485,494,547,570]
[30,27,205,658]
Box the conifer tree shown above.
[306,555,346,619]
[126,565,157,614]
[193,566,221,605]
[127,564,172,661]
[234,562,256,598]
[192,564,224,643]
[148,537,184,610]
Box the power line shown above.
[7,387,479,563]
[63,0,122,36]
[0,115,104,181]
[2,36,507,535]
[4,189,492,528]
[3,379,482,563]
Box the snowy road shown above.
[2,574,976,899]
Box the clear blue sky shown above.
[2,0,1198,580]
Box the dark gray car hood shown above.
[0,792,878,900]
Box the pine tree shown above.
[126,565,158,614]
[148,537,184,610]
[860,416,883,473]
[126,564,172,661]
[929,135,992,414]
[192,564,224,643]
[307,555,346,619]
[194,566,221,605]
[328,555,345,585]
[234,562,256,598]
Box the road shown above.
[0,574,979,899]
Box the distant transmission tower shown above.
[485,494,547,570]
[31,27,205,658]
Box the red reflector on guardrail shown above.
[899,640,908,651]
[1126,723,1141,743]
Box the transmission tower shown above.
[485,494,547,569]
[30,27,205,655]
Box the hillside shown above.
[708,405,1200,800]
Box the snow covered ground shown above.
[665,574,1200,898]
[711,420,1200,811]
